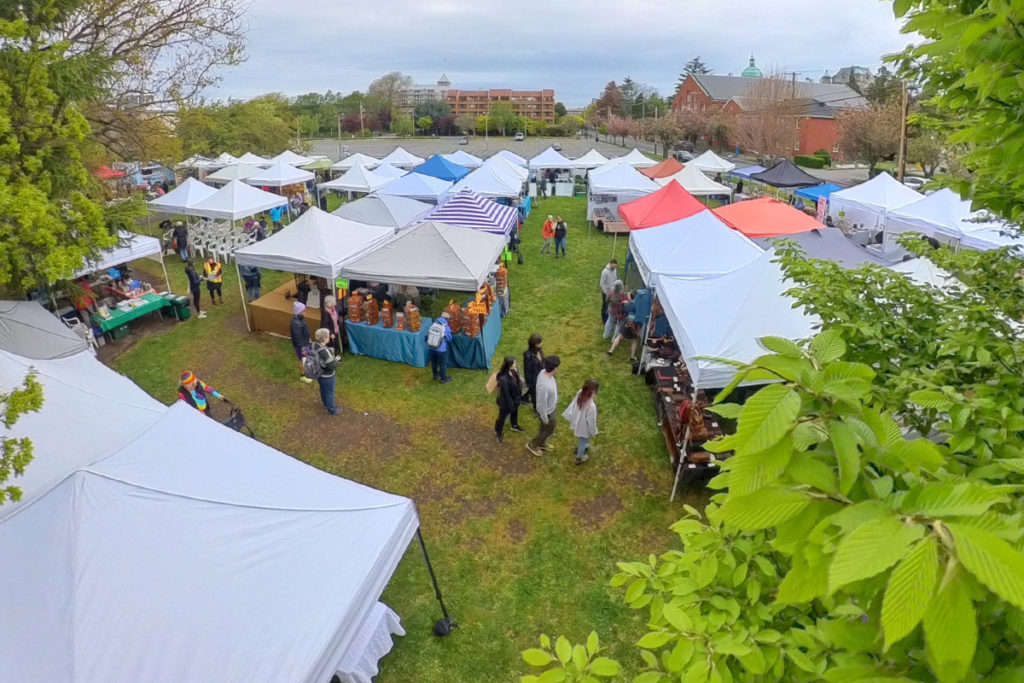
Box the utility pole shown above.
[359,103,365,138]
[337,114,341,159]
[897,80,909,182]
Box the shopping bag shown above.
[485,372,498,395]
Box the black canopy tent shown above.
[749,159,822,188]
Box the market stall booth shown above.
[450,164,523,200]
[320,163,393,195]
[638,157,685,180]
[587,162,659,221]
[375,172,452,203]
[889,257,963,290]
[427,189,519,236]
[373,163,408,180]
[147,177,217,215]
[618,181,705,230]
[653,164,732,196]
[827,172,922,232]
[244,160,315,188]
[754,228,890,268]
[235,208,393,334]
[688,150,736,175]
[713,197,824,238]
[442,149,483,168]
[331,152,381,172]
[571,148,610,170]
[529,146,573,169]
[795,183,842,204]
[413,155,471,182]
[236,151,271,166]
[749,159,823,189]
[614,148,659,168]
[332,195,432,232]
[378,146,425,169]
[0,303,421,683]
[269,149,314,167]
[340,221,507,369]
[488,149,527,167]
[203,162,265,185]
[729,165,766,179]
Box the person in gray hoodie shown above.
[526,355,560,456]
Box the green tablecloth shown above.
[91,292,169,332]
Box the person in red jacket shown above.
[540,215,555,254]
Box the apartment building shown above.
[445,88,556,123]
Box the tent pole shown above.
[160,245,172,294]
[236,261,251,332]
[416,528,455,636]
[669,387,699,502]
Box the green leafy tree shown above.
[389,112,414,136]
[455,114,476,134]
[1,373,44,504]
[413,99,450,122]
[907,130,944,178]
[554,101,567,118]
[488,101,516,136]
[594,81,627,119]
[177,95,296,156]
[893,0,1024,221]
[675,56,712,100]
[416,116,433,134]
[558,115,584,136]
[865,65,902,104]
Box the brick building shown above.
[672,57,866,159]
[445,88,556,124]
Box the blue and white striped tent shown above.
[427,189,518,236]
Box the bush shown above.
[812,149,832,166]
[794,154,826,169]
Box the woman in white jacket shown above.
[562,379,600,465]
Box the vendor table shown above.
[90,292,169,334]
[448,305,502,370]
[249,281,322,337]
[347,317,433,367]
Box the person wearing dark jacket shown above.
[240,265,261,301]
[311,328,340,415]
[177,370,226,416]
[320,295,345,354]
[184,262,205,318]
[290,301,313,384]
[173,221,190,261]
[494,356,525,442]
[522,333,544,407]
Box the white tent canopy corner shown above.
[529,146,573,169]
[147,177,217,215]
[188,179,287,221]
[320,164,393,194]
[331,152,381,171]
[378,147,425,169]
[828,172,922,230]
[655,167,732,195]
[245,160,315,188]
[688,150,736,174]
[270,149,315,167]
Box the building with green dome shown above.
[741,55,763,78]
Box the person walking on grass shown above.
[270,204,286,233]
[427,312,453,384]
[290,301,313,384]
[495,356,525,442]
[311,328,340,415]
[522,333,544,407]
[184,262,206,319]
[540,215,555,254]
[604,281,628,339]
[599,259,618,323]
[608,300,640,362]
[526,355,560,456]
[203,256,224,305]
[240,265,261,301]
[172,221,190,261]
[177,370,227,417]
[554,215,568,258]
[562,379,600,465]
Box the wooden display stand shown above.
[249,281,322,337]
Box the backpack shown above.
[426,320,446,349]
[301,347,323,379]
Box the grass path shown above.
[114,197,703,681]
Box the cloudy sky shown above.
[213,0,911,106]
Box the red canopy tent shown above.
[713,197,824,238]
[638,157,685,179]
[618,180,705,230]
[94,166,126,179]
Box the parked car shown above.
[552,143,561,151]
[674,151,694,162]
[458,136,469,145]
[514,132,525,141]
[903,176,927,191]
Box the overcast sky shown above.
[213,0,911,106]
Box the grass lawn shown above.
[114,196,704,681]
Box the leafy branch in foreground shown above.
[1,372,44,505]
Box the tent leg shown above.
[669,388,698,502]
[160,246,172,295]
[236,261,251,332]
[416,528,455,636]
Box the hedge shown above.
[794,154,827,169]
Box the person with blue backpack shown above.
[426,312,453,384]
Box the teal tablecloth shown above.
[346,317,433,367]
[449,305,502,370]
[90,292,169,333]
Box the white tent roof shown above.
[589,163,659,194]
[214,152,240,166]
[175,154,214,170]
[147,177,217,214]
[572,148,609,169]
[373,163,408,179]
[235,207,393,279]
[236,152,271,166]
[74,231,163,278]
[614,148,658,168]
[341,220,506,290]
[482,154,529,182]
[331,195,432,230]
[489,149,527,166]
[960,223,1024,251]
[378,147,425,169]
[203,162,266,184]
[629,210,763,283]
[0,301,87,359]
[188,179,287,220]
[270,150,315,167]
[689,150,736,174]
[529,146,573,169]
[320,163,393,194]
[886,188,970,240]
[656,251,818,389]
[890,257,963,290]
[331,153,380,171]
[245,160,315,188]
[0,340,417,683]
[375,172,452,202]
[450,164,523,198]
[830,172,922,213]
[442,150,483,168]
[655,167,732,195]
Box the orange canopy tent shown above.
[93,166,126,179]
[618,181,706,230]
[713,197,823,238]
[639,157,684,179]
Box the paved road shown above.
[307,136,634,163]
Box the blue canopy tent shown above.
[412,155,472,183]
[795,183,843,203]
[426,189,518,236]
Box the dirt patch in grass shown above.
[570,491,624,532]
[435,416,538,476]
[96,313,181,364]
[276,401,412,463]
[507,518,528,544]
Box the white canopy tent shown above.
[488,149,527,166]
[373,163,408,180]
[0,308,420,683]
[828,172,922,230]
[655,251,818,390]
[450,164,523,199]
[175,154,214,170]
[236,152,271,166]
[332,153,381,171]
[320,163,393,194]
[378,147,425,169]
[73,231,170,290]
[245,160,315,188]
[147,177,217,215]
[614,148,658,168]
[529,146,573,169]
[482,154,529,182]
[442,150,483,168]
[688,150,736,174]
[890,257,963,291]
[188,179,287,220]
[655,166,732,195]
[587,163,658,220]
[959,223,1024,252]
[883,188,1018,254]
[0,301,87,359]
[375,172,452,203]
[270,150,315,167]
[332,195,432,231]
[341,221,506,290]
[629,210,764,284]
[571,148,610,169]
[203,162,265,185]
[211,152,240,168]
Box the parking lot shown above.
[307,136,631,162]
